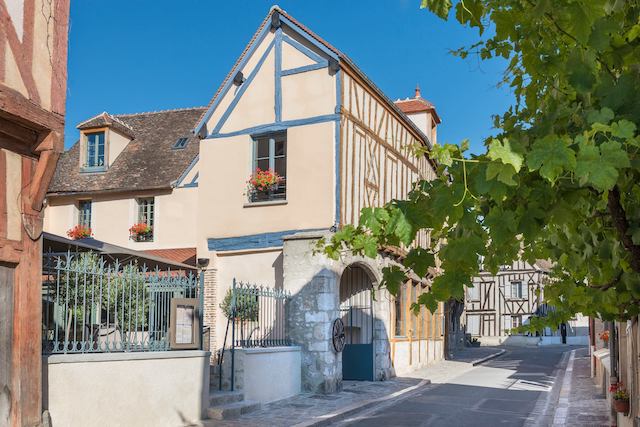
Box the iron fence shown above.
[216,280,292,391]
[230,281,291,348]
[42,251,201,354]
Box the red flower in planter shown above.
[67,225,92,240]
[248,168,283,192]
[129,223,152,236]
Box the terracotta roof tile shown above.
[48,107,206,195]
[144,248,196,266]
[395,98,441,124]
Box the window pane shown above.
[256,138,270,158]
[394,283,406,336]
[274,157,286,178]
[257,158,269,172]
[87,135,96,166]
[275,139,286,156]
[78,200,91,227]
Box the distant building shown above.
[464,259,588,345]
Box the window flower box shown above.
[129,223,153,242]
[67,225,92,240]
[247,168,285,203]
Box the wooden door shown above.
[0,264,15,424]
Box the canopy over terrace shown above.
[42,232,196,271]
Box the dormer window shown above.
[84,131,105,170]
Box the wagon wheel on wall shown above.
[332,318,346,352]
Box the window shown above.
[78,200,92,227]
[467,285,480,301]
[512,315,522,329]
[411,283,417,338]
[85,132,105,168]
[250,132,286,202]
[467,314,480,336]
[394,282,406,336]
[173,137,189,149]
[135,197,155,242]
[511,281,524,299]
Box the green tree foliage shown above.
[220,288,259,322]
[323,0,640,325]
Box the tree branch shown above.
[607,186,640,273]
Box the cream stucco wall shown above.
[210,249,283,349]
[44,187,197,250]
[43,351,209,427]
[107,129,131,167]
[198,121,335,244]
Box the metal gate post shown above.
[231,278,236,391]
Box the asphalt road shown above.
[339,346,572,427]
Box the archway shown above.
[339,264,375,381]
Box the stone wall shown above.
[283,230,394,393]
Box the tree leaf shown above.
[527,135,577,182]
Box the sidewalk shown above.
[552,348,610,426]
[203,347,504,426]
[448,346,505,365]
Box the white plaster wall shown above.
[43,351,209,427]
[392,339,443,376]
[44,187,197,250]
[241,347,301,403]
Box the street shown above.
[338,346,573,427]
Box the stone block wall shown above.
[283,231,394,392]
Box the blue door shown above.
[340,266,374,381]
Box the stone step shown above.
[207,400,260,420]
[209,390,244,406]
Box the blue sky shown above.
[65,1,513,153]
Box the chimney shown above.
[415,84,421,99]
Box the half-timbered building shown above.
[464,260,548,340]
[0,1,69,425]
[194,6,444,392]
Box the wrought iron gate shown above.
[340,265,374,381]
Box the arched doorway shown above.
[340,264,374,381]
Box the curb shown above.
[292,378,431,427]
[471,349,506,366]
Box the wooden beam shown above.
[0,116,39,145]
[0,84,64,133]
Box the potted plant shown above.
[247,168,283,202]
[66,224,92,240]
[610,383,630,414]
[220,288,259,346]
[129,223,153,242]
[599,330,609,347]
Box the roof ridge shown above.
[115,106,207,118]
[76,111,109,128]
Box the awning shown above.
[42,232,196,271]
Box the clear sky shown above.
[65,0,513,153]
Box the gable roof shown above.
[395,98,442,124]
[77,111,136,139]
[194,6,434,150]
[48,107,206,196]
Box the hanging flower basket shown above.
[247,168,283,202]
[610,383,630,414]
[129,223,153,241]
[67,225,92,240]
